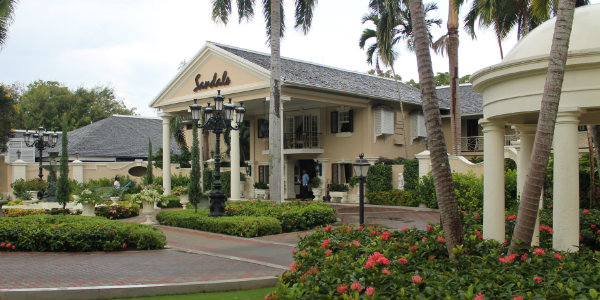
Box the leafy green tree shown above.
[0,83,16,152]
[434,72,450,86]
[189,121,201,213]
[14,81,135,131]
[405,79,420,88]
[56,117,71,215]
[169,115,190,168]
[145,138,153,185]
[0,0,16,48]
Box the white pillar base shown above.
[481,119,506,242]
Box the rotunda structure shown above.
[471,4,600,251]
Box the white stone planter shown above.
[81,202,96,217]
[330,191,348,203]
[28,191,39,201]
[142,200,157,225]
[312,189,322,201]
[179,194,189,208]
[110,197,120,205]
[255,189,269,200]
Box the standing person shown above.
[301,169,310,201]
[113,176,120,190]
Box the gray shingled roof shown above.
[52,115,180,159]
[213,43,424,105]
[436,85,483,116]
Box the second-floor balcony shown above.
[262,132,324,155]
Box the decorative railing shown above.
[283,132,322,149]
[460,135,519,152]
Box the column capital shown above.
[556,109,580,125]
[512,124,537,135]
[479,118,505,133]
[316,158,329,163]
[158,112,173,119]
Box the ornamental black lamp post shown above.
[353,153,370,225]
[23,127,58,181]
[190,90,245,217]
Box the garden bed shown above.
[0,214,165,251]
[268,209,600,299]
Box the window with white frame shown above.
[331,109,354,133]
[331,163,353,184]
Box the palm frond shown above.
[236,0,255,22]
[0,0,17,48]
[431,33,448,56]
[359,28,376,49]
[212,0,232,24]
[294,0,317,34]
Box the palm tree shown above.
[408,0,464,256]
[509,0,577,253]
[359,0,441,158]
[212,0,317,204]
[447,0,460,156]
[0,0,17,48]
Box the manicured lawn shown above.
[115,288,274,300]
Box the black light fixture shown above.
[16,149,21,160]
[315,161,322,176]
[190,90,246,217]
[23,127,59,200]
[245,163,252,176]
[353,153,370,225]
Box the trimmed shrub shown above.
[156,209,282,237]
[505,168,518,210]
[268,211,600,300]
[225,201,337,232]
[2,208,46,217]
[366,164,393,193]
[0,214,165,251]
[329,184,349,192]
[367,190,413,206]
[402,159,419,190]
[158,195,182,208]
[203,169,214,191]
[95,204,140,219]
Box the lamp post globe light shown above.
[353,153,370,225]
[23,127,59,199]
[190,90,245,217]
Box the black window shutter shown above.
[331,111,338,133]
[257,119,268,138]
[348,110,354,132]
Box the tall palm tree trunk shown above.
[390,67,409,159]
[408,0,464,256]
[448,0,461,156]
[268,0,284,204]
[509,0,577,253]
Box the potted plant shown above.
[253,181,269,200]
[172,185,189,208]
[131,187,166,225]
[310,177,322,201]
[74,188,103,216]
[329,183,350,203]
[108,187,121,204]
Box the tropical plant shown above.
[254,181,268,190]
[407,0,464,256]
[510,0,578,252]
[56,117,71,214]
[0,83,16,152]
[329,184,349,192]
[74,189,103,205]
[359,0,441,158]
[310,176,321,189]
[170,114,191,168]
[211,0,318,204]
[130,187,166,206]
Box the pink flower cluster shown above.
[497,254,517,264]
[539,225,554,234]
[411,274,423,283]
[397,257,408,264]
[437,236,446,243]
[0,242,15,250]
[533,248,546,256]
[364,252,390,269]
[473,292,485,300]
[379,231,390,241]
[352,240,360,247]
[533,276,543,284]
[507,215,517,221]
[337,283,374,296]
[320,239,330,248]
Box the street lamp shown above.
[353,153,370,225]
[23,127,59,182]
[190,90,245,217]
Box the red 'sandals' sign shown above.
[193,71,231,92]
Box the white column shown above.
[553,110,580,252]
[317,158,329,199]
[160,113,172,195]
[230,120,241,201]
[415,151,431,179]
[481,119,506,242]
[199,127,204,192]
[72,159,84,183]
[514,124,541,246]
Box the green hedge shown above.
[156,209,282,237]
[225,201,338,232]
[366,164,393,193]
[0,215,165,251]
[402,159,419,190]
[158,195,183,208]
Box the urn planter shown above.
[142,200,157,225]
[81,202,96,217]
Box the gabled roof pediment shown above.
[151,42,271,109]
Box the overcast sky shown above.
[1,1,598,117]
